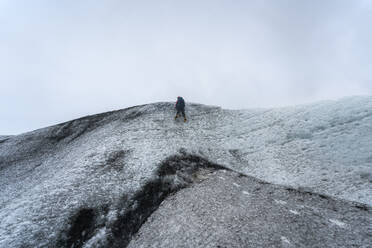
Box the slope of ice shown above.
[0,96,371,247]
[128,169,371,248]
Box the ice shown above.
[281,236,291,244]
[329,219,347,228]
[274,199,287,205]
[289,210,299,215]
[0,96,371,247]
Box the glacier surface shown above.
[0,96,371,247]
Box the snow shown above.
[0,96,371,247]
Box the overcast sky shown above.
[1,0,372,134]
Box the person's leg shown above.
[175,110,180,119]
[182,109,186,121]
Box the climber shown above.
[175,96,187,122]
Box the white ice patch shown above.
[289,210,299,215]
[281,236,291,244]
[218,177,225,180]
[82,228,107,248]
[274,199,287,205]
[329,219,347,228]
[233,183,240,187]
[242,191,250,195]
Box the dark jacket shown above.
[175,97,185,110]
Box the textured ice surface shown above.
[0,96,371,247]
[128,170,371,248]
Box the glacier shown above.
[0,96,371,247]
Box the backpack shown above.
[176,97,185,109]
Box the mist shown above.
[1,0,372,134]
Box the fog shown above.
[1,0,372,134]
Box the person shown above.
[175,96,187,122]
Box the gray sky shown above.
[1,0,372,134]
